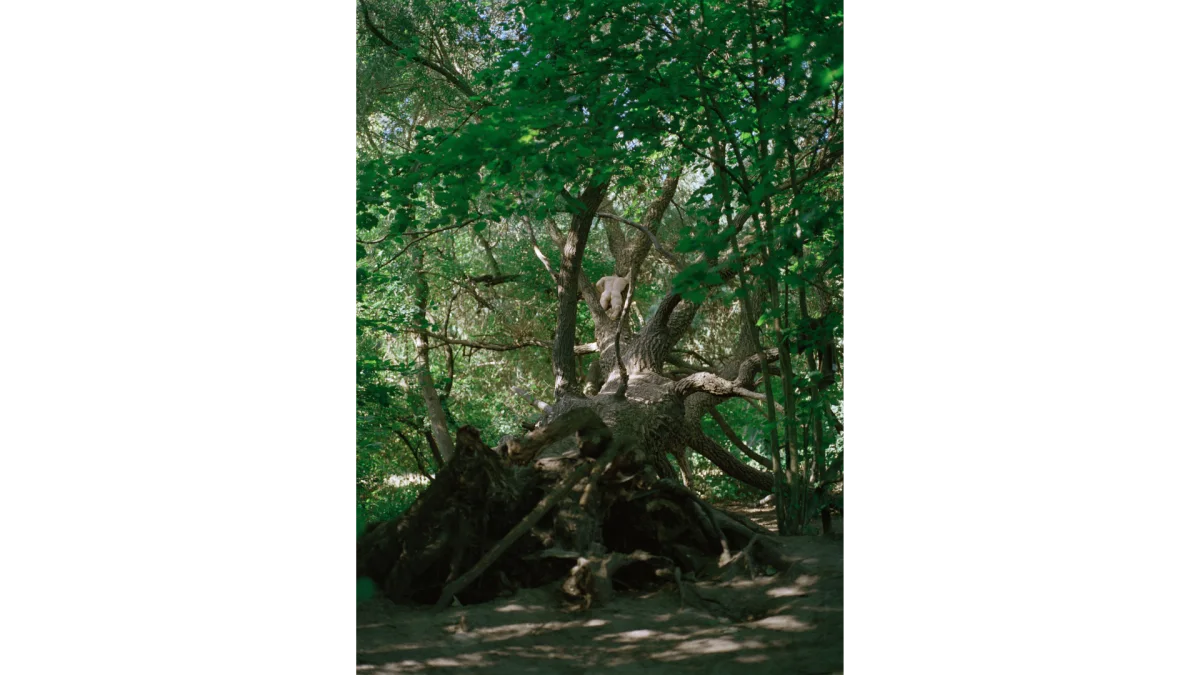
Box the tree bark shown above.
[414,249,455,462]
[552,179,610,398]
[358,418,787,609]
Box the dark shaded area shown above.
[358,418,785,610]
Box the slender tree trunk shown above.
[552,178,610,398]
[797,406,813,530]
[414,249,455,462]
[777,307,802,532]
[473,229,502,278]
[800,291,834,536]
[424,429,444,468]
[747,1,804,533]
[840,149,849,533]
[753,208,804,535]
[709,123,788,528]
[814,405,832,534]
[728,231,787,532]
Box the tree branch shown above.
[402,330,546,353]
[498,407,612,465]
[357,233,388,245]
[674,138,752,195]
[824,400,844,433]
[669,349,785,412]
[511,386,551,413]
[394,429,433,480]
[574,342,600,355]
[427,271,496,313]
[597,211,684,270]
[710,408,772,468]
[468,273,521,286]
[373,219,480,272]
[682,424,772,492]
[672,348,715,368]
[359,1,478,101]
[403,330,595,355]
[523,217,558,283]
[670,371,765,401]
[732,348,780,388]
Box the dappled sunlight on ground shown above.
[748,614,815,632]
[358,532,842,674]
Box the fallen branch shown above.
[719,534,760,579]
[709,508,791,571]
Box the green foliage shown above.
[357,577,378,604]
[355,0,845,536]
[697,466,763,503]
[360,482,426,524]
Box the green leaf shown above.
[356,212,379,231]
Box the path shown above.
[357,507,843,673]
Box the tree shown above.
[356,0,843,607]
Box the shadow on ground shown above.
[357,526,842,674]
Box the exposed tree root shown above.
[357,410,790,611]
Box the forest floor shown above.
[356,505,843,674]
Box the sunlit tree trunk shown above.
[414,249,455,463]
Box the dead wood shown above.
[358,409,778,610]
[435,438,627,609]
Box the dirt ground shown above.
[357,505,843,674]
